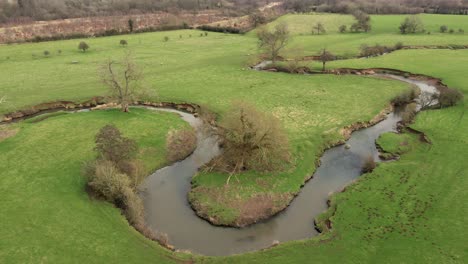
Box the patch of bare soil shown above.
[0,126,18,142]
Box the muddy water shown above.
[139,76,437,256]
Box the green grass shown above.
[259,13,468,57]
[0,13,467,263]
[376,132,419,158]
[0,108,192,263]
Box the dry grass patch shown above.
[166,128,197,163]
[0,126,19,142]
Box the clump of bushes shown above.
[401,103,418,125]
[360,44,392,57]
[197,25,241,34]
[439,87,463,107]
[166,129,197,162]
[339,25,347,33]
[84,125,146,226]
[391,87,418,106]
[399,15,424,34]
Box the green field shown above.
[0,108,193,263]
[262,13,468,57]
[0,12,467,263]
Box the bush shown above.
[459,29,465,34]
[78,41,89,52]
[95,125,137,164]
[166,129,197,162]
[440,25,448,33]
[449,29,454,34]
[360,44,393,57]
[399,15,424,34]
[209,102,291,174]
[163,36,169,42]
[120,39,128,46]
[362,155,376,173]
[401,103,418,124]
[43,50,50,57]
[394,42,404,50]
[439,88,463,107]
[392,87,418,106]
[339,25,347,33]
[87,160,131,204]
[197,25,241,34]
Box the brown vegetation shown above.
[84,125,147,229]
[0,126,18,142]
[206,102,291,181]
[361,155,376,173]
[166,128,197,163]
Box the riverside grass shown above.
[0,13,467,263]
[0,108,193,263]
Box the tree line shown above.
[284,0,468,14]
[0,0,270,24]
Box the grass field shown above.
[261,13,468,57]
[0,12,467,263]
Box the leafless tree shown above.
[312,22,326,35]
[0,95,6,104]
[100,52,143,112]
[419,91,438,110]
[206,101,291,184]
[318,49,335,72]
[257,22,290,63]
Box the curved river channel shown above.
[139,75,439,256]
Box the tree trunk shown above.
[322,62,326,72]
[122,103,129,112]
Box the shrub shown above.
[399,15,424,34]
[166,129,197,162]
[78,41,89,52]
[204,32,208,36]
[440,25,448,33]
[120,39,128,46]
[339,25,347,33]
[401,103,418,124]
[439,88,463,107]
[163,36,169,42]
[87,160,131,203]
[209,102,291,174]
[449,29,454,34]
[43,50,50,57]
[362,155,376,173]
[394,42,404,50]
[197,25,241,34]
[459,29,465,34]
[57,49,62,55]
[95,125,137,164]
[392,87,418,106]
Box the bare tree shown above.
[312,22,326,35]
[419,91,438,110]
[257,22,290,63]
[206,102,291,184]
[318,49,335,71]
[0,95,6,104]
[100,52,143,112]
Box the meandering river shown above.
[139,75,438,256]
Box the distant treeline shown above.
[0,0,269,24]
[284,0,468,14]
